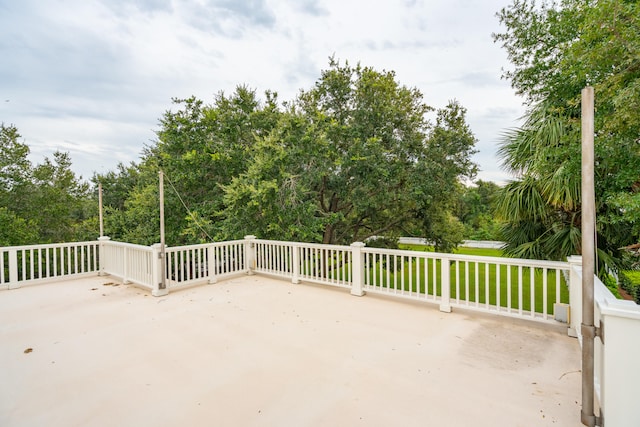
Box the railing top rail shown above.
[254,239,352,251]
[102,240,153,252]
[363,246,569,269]
[0,241,99,251]
[164,240,246,253]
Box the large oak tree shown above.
[222,60,477,249]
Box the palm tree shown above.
[495,101,633,275]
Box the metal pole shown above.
[580,86,599,427]
[159,170,166,290]
[98,182,104,238]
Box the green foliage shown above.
[0,207,38,245]
[31,151,91,242]
[620,270,640,304]
[0,123,33,217]
[457,180,503,240]
[92,162,140,211]
[0,124,91,244]
[223,60,477,248]
[493,0,640,272]
[365,236,400,250]
[601,273,622,299]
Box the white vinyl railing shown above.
[0,241,99,289]
[249,239,569,322]
[253,240,295,279]
[165,240,245,289]
[297,242,352,287]
[253,240,353,288]
[99,240,154,289]
[362,248,569,320]
[97,239,248,292]
[0,237,570,322]
[448,254,568,320]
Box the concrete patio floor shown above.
[1,275,582,426]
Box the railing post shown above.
[568,255,583,340]
[244,235,256,275]
[350,242,365,297]
[151,243,168,297]
[440,257,452,313]
[8,248,19,289]
[206,244,217,284]
[292,244,300,284]
[98,236,110,276]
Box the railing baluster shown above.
[74,245,78,274]
[465,261,470,306]
[29,249,34,280]
[474,262,479,307]
[408,256,412,295]
[1,250,5,284]
[543,268,548,320]
[496,264,501,312]
[65,246,70,276]
[530,267,535,318]
[518,265,523,315]
[485,262,490,309]
[555,269,561,305]
[455,260,460,304]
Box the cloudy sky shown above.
[0,0,524,183]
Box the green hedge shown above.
[621,271,640,304]
[602,274,622,299]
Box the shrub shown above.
[601,273,622,299]
[365,236,400,250]
[620,271,640,304]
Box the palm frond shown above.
[494,176,549,223]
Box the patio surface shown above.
[1,275,582,426]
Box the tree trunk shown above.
[322,224,335,245]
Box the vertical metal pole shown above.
[581,86,599,426]
[159,170,166,290]
[98,182,104,238]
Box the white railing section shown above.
[165,240,245,289]
[99,240,154,289]
[253,240,353,288]
[0,237,570,323]
[447,254,568,320]
[166,243,210,288]
[0,241,99,289]
[297,243,352,288]
[361,248,569,320]
[246,239,570,322]
[363,247,444,302]
[254,240,295,279]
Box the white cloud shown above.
[0,0,524,183]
